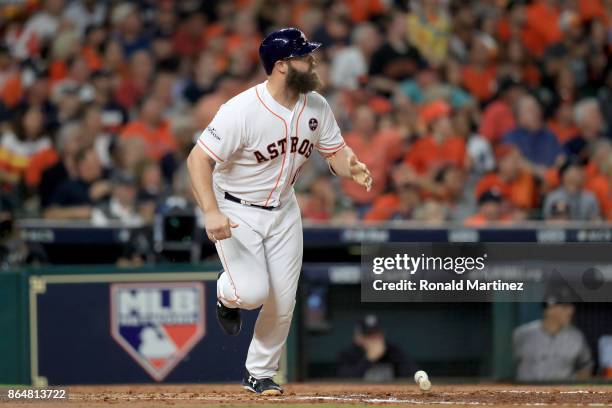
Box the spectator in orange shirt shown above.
[464,189,513,227]
[584,140,612,216]
[461,34,497,103]
[498,39,541,88]
[577,0,607,22]
[343,0,385,23]
[587,139,612,180]
[403,100,466,175]
[547,101,579,144]
[479,77,524,144]
[365,167,420,222]
[524,0,562,57]
[120,96,176,163]
[0,45,23,109]
[476,144,536,213]
[496,3,528,47]
[48,30,81,85]
[301,175,337,223]
[225,11,263,64]
[341,104,402,207]
[81,24,106,72]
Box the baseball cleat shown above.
[216,272,242,336]
[242,371,283,396]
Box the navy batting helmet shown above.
[259,28,321,75]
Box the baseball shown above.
[414,370,431,391]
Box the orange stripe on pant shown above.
[217,240,240,305]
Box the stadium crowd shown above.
[0,0,611,226]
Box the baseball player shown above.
[187,28,372,395]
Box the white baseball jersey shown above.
[197,81,346,207]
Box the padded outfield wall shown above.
[0,263,300,386]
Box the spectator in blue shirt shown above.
[111,3,151,58]
[44,147,110,220]
[503,95,563,178]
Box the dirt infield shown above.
[4,383,612,407]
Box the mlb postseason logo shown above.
[110,282,205,381]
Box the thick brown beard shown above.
[286,64,322,94]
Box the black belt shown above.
[224,192,276,210]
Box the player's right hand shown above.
[204,210,238,242]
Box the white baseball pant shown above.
[214,189,303,379]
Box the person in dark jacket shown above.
[337,314,417,381]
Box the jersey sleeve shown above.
[316,99,346,157]
[197,105,243,164]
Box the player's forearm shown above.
[187,147,220,215]
[327,146,355,178]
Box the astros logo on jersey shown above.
[309,118,318,131]
[110,282,205,381]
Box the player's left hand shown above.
[349,155,372,191]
